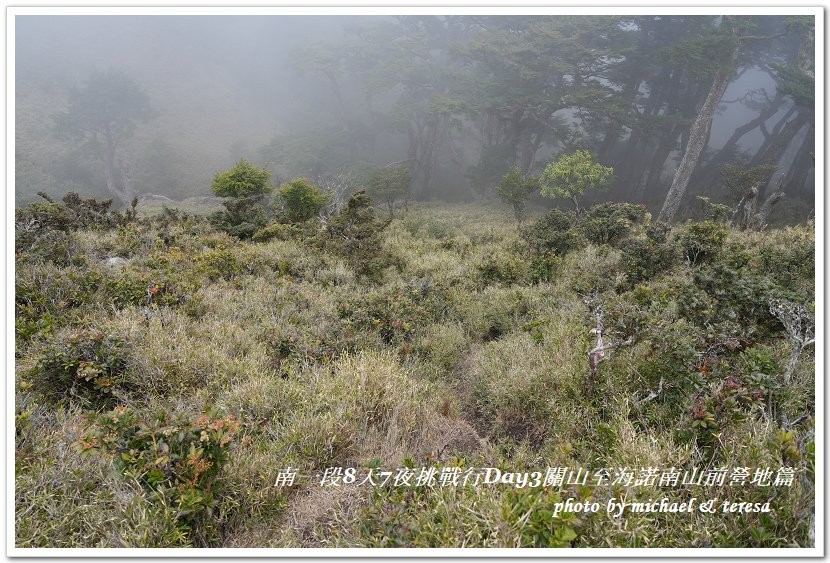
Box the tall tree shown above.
[54,69,154,206]
[657,16,791,223]
[458,16,635,177]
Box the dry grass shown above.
[15,200,815,548]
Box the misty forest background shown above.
[17,15,814,219]
[15,14,816,549]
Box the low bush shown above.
[477,250,528,286]
[79,407,241,543]
[208,196,270,240]
[580,202,646,246]
[344,284,431,345]
[619,237,677,285]
[15,192,137,265]
[527,251,562,284]
[319,191,390,278]
[278,178,330,223]
[252,222,298,243]
[522,208,582,257]
[676,221,728,266]
[30,329,130,406]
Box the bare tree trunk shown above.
[637,124,683,202]
[734,185,759,230]
[419,113,444,199]
[753,190,785,230]
[102,135,132,207]
[782,124,814,195]
[750,111,810,168]
[657,65,734,223]
[692,92,785,190]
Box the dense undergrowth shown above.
[15,193,815,548]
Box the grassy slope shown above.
[14,201,815,548]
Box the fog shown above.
[15,14,815,219]
[16,16,359,200]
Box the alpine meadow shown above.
[13,13,817,550]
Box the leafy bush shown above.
[580,202,646,246]
[15,192,138,264]
[209,160,273,239]
[367,164,411,217]
[528,251,561,283]
[277,178,330,223]
[210,159,272,198]
[756,225,814,300]
[695,196,732,222]
[319,191,389,278]
[345,285,430,345]
[502,488,585,547]
[690,263,780,333]
[522,208,582,257]
[496,166,538,226]
[645,222,670,243]
[540,150,613,213]
[619,237,677,285]
[252,222,299,243]
[101,269,153,308]
[79,408,240,541]
[477,250,528,286]
[209,196,270,240]
[677,221,728,265]
[194,248,250,282]
[15,265,103,343]
[31,329,130,406]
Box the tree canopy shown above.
[211,159,272,198]
[53,69,154,206]
[540,150,613,214]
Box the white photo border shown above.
[5,3,824,559]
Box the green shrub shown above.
[502,488,586,547]
[15,192,135,250]
[619,237,677,285]
[102,269,152,308]
[15,265,104,344]
[540,150,613,214]
[677,221,728,265]
[345,284,430,345]
[13,191,133,265]
[320,191,389,278]
[194,248,250,282]
[31,329,130,406]
[79,407,240,542]
[208,196,270,240]
[209,160,273,239]
[690,263,780,333]
[528,251,561,283]
[278,178,330,223]
[580,202,646,246]
[695,195,732,222]
[564,245,623,295]
[496,166,538,226]
[367,164,410,217]
[210,159,272,198]
[756,225,814,299]
[645,222,670,243]
[522,208,582,257]
[252,222,298,243]
[477,250,528,286]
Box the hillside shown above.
[14,195,815,548]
